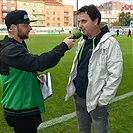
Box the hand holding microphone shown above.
[63,30,82,50]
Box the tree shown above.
[112,21,122,26]
[119,12,131,26]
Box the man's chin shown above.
[23,36,29,40]
[82,32,87,36]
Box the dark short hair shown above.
[77,5,101,25]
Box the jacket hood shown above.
[0,36,14,51]
[99,30,115,44]
[0,36,27,51]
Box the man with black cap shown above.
[0,10,75,133]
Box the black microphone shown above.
[70,30,82,39]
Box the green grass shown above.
[0,34,132,133]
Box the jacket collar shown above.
[1,35,27,50]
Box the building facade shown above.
[0,0,132,29]
[98,1,133,24]
[0,0,74,28]
[17,0,45,27]
[0,0,17,27]
[44,0,73,28]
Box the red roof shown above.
[33,0,45,2]
[45,0,63,6]
[45,2,63,6]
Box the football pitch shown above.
[0,34,132,133]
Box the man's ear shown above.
[13,25,17,30]
[8,25,13,32]
[11,24,17,31]
[94,18,98,25]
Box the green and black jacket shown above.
[0,36,68,116]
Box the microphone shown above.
[70,30,82,39]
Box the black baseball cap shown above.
[5,10,37,27]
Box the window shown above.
[47,17,50,20]
[3,6,7,10]
[46,11,49,15]
[57,23,60,26]
[57,12,60,15]
[3,0,7,3]
[40,21,43,24]
[33,15,37,19]
[47,23,50,26]
[40,16,44,19]
[52,23,55,26]
[11,0,14,3]
[18,2,22,5]
[52,17,55,21]
[69,23,72,26]
[3,13,7,16]
[11,7,15,10]
[57,17,60,20]
[52,12,55,15]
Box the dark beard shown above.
[17,28,29,40]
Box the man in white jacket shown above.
[65,5,123,133]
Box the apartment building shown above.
[0,0,73,28]
[64,5,73,27]
[0,0,132,28]
[98,1,133,23]
[17,0,45,27]
[0,0,17,26]
[44,0,73,28]
[44,0,64,28]
[123,4,133,15]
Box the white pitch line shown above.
[38,112,76,130]
[38,91,133,130]
[110,91,133,103]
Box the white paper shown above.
[40,72,52,100]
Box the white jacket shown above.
[65,32,123,113]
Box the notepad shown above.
[40,72,52,100]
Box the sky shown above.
[63,0,133,11]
